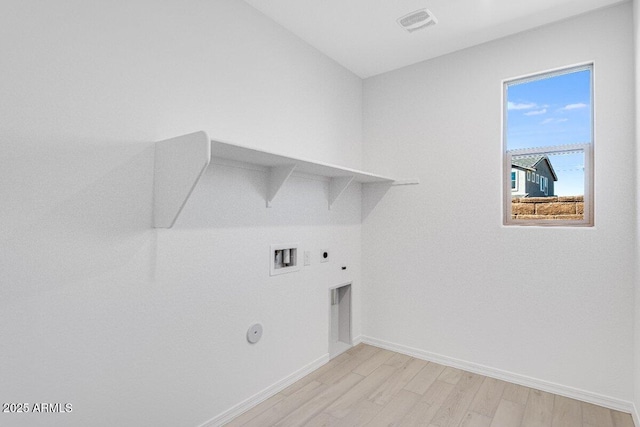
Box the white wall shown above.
[0,1,363,426]
[634,0,640,420]
[363,3,636,404]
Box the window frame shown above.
[502,63,594,227]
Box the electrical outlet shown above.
[320,249,329,263]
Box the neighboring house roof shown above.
[512,155,558,181]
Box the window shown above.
[527,171,531,181]
[511,171,517,189]
[504,64,593,226]
[540,177,548,195]
[544,177,549,196]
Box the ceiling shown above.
[243,0,628,78]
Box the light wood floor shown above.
[225,344,635,427]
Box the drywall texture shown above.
[0,1,363,426]
[634,0,640,419]
[363,3,635,404]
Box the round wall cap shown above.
[247,323,263,344]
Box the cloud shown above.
[561,103,588,111]
[541,118,569,125]
[508,101,536,110]
[524,108,547,116]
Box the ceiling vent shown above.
[397,9,438,33]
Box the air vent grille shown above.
[397,9,438,33]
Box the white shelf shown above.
[153,131,415,228]
[210,139,396,184]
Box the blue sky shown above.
[506,68,591,196]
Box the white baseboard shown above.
[199,336,636,427]
[352,334,363,346]
[198,353,329,427]
[632,403,639,427]
[361,336,636,416]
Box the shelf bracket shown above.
[267,164,296,207]
[361,182,393,221]
[328,176,355,210]
[154,131,211,228]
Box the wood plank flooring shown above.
[224,344,635,427]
